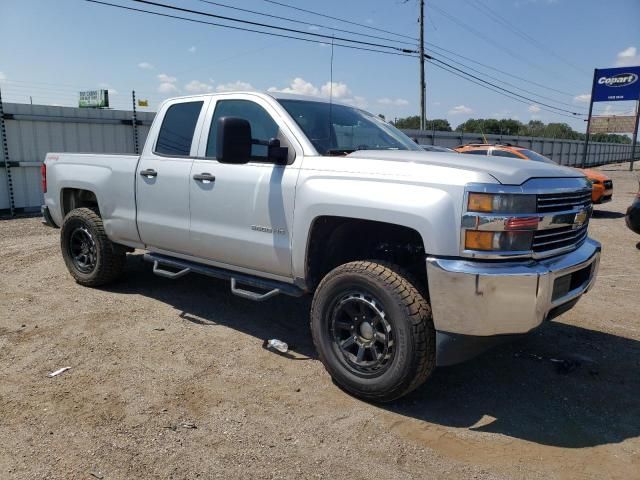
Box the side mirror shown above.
[267,138,289,165]
[217,117,251,164]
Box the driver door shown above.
[189,97,300,279]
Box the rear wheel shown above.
[310,261,435,402]
[60,208,126,286]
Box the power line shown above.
[466,0,588,75]
[254,0,585,99]
[429,2,551,75]
[130,0,415,54]
[128,0,583,114]
[82,0,417,58]
[195,0,416,47]
[424,49,587,110]
[259,0,418,42]
[428,55,585,116]
[427,61,582,120]
[423,40,581,98]
[80,0,587,120]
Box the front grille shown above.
[537,189,591,213]
[533,224,589,253]
[603,180,613,189]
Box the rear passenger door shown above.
[136,98,208,255]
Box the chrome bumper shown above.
[426,238,601,337]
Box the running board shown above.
[144,253,304,301]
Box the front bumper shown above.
[426,238,601,337]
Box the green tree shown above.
[393,115,420,129]
[393,116,452,131]
[424,119,452,132]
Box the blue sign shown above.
[592,66,640,102]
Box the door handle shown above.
[193,173,216,182]
[139,169,158,178]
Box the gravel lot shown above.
[1,163,639,480]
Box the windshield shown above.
[278,99,421,155]
[519,149,557,165]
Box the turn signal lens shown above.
[467,193,494,213]
[465,231,533,252]
[465,231,495,250]
[467,193,536,214]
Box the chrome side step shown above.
[144,253,304,301]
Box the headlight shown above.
[467,193,536,213]
[465,231,533,251]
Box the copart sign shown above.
[592,66,640,102]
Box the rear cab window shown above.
[155,101,204,156]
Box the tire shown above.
[60,207,126,287]
[310,260,435,402]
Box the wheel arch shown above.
[302,216,429,296]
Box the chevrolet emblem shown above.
[573,209,588,229]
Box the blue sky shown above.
[1,0,639,131]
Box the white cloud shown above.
[215,80,255,92]
[377,97,410,106]
[574,93,590,103]
[528,104,541,113]
[308,25,320,31]
[0,72,6,81]
[269,77,319,96]
[184,80,214,93]
[615,46,640,67]
[268,77,367,108]
[448,105,473,115]
[320,81,350,98]
[158,83,179,94]
[188,46,196,53]
[157,73,177,83]
[138,62,154,70]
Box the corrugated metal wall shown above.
[0,103,154,212]
[0,102,636,214]
[404,130,638,167]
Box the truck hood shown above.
[347,150,583,185]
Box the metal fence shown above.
[0,102,154,214]
[404,129,638,167]
[0,101,637,215]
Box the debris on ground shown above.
[263,338,288,353]
[47,367,71,378]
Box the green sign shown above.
[79,89,109,108]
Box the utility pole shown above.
[419,0,426,131]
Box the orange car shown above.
[454,144,613,203]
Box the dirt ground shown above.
[1,163,639,480]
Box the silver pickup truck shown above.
[42,91,601,401]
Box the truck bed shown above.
[43,152,142,248]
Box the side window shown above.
[155,101,203,156]
[464,149,489,156]
[206,100,279,161]
[492,149,520,158]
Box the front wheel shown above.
[60,208,126,287]
[310,261,435,402]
